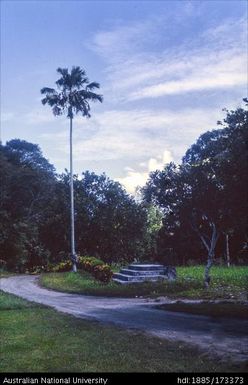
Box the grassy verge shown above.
[40,265,248,301]
[0,271,15,278]
[0,291,245,372]
[157,302,248,320]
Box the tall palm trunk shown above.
[225,233,230,267]
[41,67,103,272]
[70,116,77,272]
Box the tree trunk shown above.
[70,116,77,272]
[225,233,230,267]
[192,216,219,288]
[203,222,218,288]
[204,253,213,288]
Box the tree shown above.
[183,102,248,269]
[4,139,55,175]
[182,165,221,287]
[0,140,56,270]
[41,67,103,272]
[142,204,163,260]
[142,101,247,286]
[0,140,149,271]
[74,171,148,262]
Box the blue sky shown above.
[1,0,247,193]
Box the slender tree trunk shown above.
[192,216,219,288]
[70,116,77,272]
[203,222,218,288]
[204,252,213,288]
[225,233,230,267]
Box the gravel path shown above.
[1,275,248,363]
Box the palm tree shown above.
[41,66,103,272]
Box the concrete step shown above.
[112,278,145,284]
[112,276,167,284]
[128,264,164,271]
[112,263,176,284]
[112,272,167,282]
[120,268,165,276]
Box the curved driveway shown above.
[1,275,248,362]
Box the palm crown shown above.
[41,66,103,119]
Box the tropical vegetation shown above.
[0,100,247,286]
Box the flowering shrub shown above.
[26,265,46,274]
[52,260,72,272]
[78,256,112,283]
[43,256,112,283]
[92,264,113,283]
[78,256,104,271]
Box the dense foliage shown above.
[0,140,148,271]
[1,102,247,275]
[142,102,248,281]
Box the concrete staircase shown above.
[113,263,175,284]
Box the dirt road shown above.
[1,275,247,363]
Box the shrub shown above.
[78,256,112,283]
[78,256,104,271]
[44,255,113,283]
[92,264,113,283]
[26,265,46,274]
[52,260,72,272]
[46,263,55,272]
[45,256,105,274]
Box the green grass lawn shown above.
[0,291,245,372]
[0,271,15,278]
[40,265,248,301]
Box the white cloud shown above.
[116,170,148,195]
[1,108,56,125]
[129,53,246,100]
[24,110,56,125]
[69,14,246,190]
[90,17,246,103]
[201,17,247,45]
[91,22,150,60]
[148,150,173,172]
[116,149,173,194]
[40,107,221,165]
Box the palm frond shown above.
[71,66,86,79]
[81,101,91,118]
[56,76,70,89]
[40,87,56,95]
[75,94,91,117]
[56,68,71,89]
[71,66,89,88]
[41,66,103,119]
[57,67,68,77]
[71,66,82,74]
[41,97,48,105]
[79,90,103,103]
[41,93,63,110]
[52,106,63,116]
[86,82,100,91]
